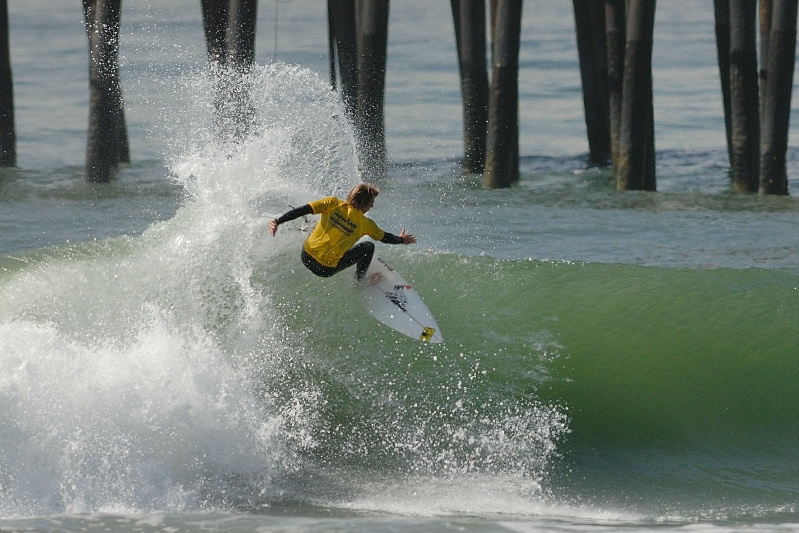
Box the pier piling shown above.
[616,0,656,191]
[451,0,489,174]
[605,0,625,176]
[728,0,760,193]
[758,0,772,133]
[0,0,14,167]
[484,0,522,189]
[83,0,129,183]
[714,0,734,164]
[328,0,359,123]
[355,0,390,182]
[201,0,258,142]
[759,0,797,195]
[573,0,610,166]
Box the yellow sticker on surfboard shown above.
[419,327,436,342]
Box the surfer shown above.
[268,183,417,281]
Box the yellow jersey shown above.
[303,197,385,267]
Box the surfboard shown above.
[356,256,444,343]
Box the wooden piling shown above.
[759,0,796,195]
[228,0,257,140]
[451,0,489,174]
[0,0,15,167]
[484,0,522,189]
[713,0,733,164]
[616,0,656,191]
[328,0,358,123]
[200,0,258,142]
[573,0,610,165]
[227,0,257,69]
[201,0,229,65]
[605,0,625,176]
[83,0,129,183]
[758,0,772,132]
[356,0,390,182]
[201,0,257,69]
[728,0,760,193]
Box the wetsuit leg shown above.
[334,241,375,280]
[301,249,337,277]
[301,241,375,279]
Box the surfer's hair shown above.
[347,183,380,211]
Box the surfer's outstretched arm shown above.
[269,204,313,236]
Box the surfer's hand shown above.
[269,219,279,236]
[399,228,416,245]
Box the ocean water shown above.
[1,1,799,532]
